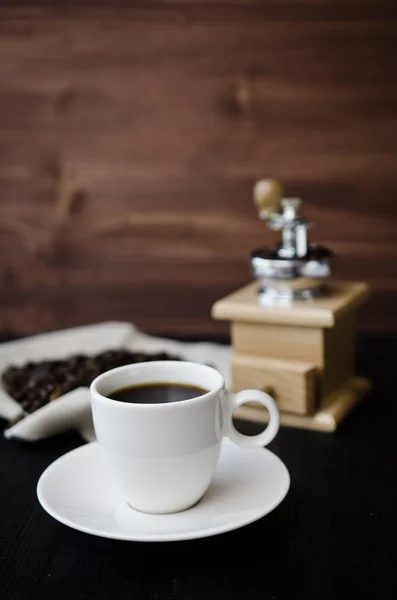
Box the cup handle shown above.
[226,389,280,449]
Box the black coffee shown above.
[108,382,208,404]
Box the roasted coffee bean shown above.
[12,389,25,402]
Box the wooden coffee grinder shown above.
[211,179,372,432]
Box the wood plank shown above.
[322,312,355,397]
[231,352,317,415]
[212,281,369,328]
[0,4,395,335]
[231,322,324,365]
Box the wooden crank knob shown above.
[253,178,283,219]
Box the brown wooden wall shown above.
[0,2,396,337]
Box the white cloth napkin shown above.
[0,322,231,442]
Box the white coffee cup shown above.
[90,360,279,514]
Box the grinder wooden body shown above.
[211,180,372,432]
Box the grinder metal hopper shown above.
[251,179,334,304]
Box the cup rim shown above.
[90,360,224,409]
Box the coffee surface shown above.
[109,382,208,404]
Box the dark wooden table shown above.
[0,335,396,600]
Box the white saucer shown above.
[37,439,290,542]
